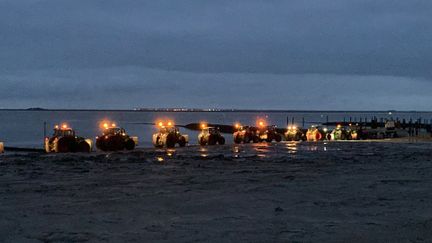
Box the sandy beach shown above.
[1,141,432,242]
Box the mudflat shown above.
[1,141,432,242]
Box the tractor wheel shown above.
[218,136,225,145]
[96,138,106,151]
[166,133,176,148]
[341,133,347,140]
[208,135,217,145]
[178,136,187,147]
[316,132,323,141]
[301,134,307,141]
[57,137,77,153]
[78,141,91,153]
[154,137,163,148]
[107,135,124,151]
[125,139,135,150]
[275,134,282,142]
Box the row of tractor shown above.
[233,124,282,143]
[44,123,138,153]
[233,120,400,143]
[0,120,400,154]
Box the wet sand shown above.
[1,141,432,242]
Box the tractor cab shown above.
[103,127,126,136]
[53,125,75,137]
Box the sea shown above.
[0,110,431,148]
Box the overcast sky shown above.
[1,0,431,110]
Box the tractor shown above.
[233,124,260,144]
[152,121,189,148]
[306,126,329,141]
[45,124,92,153]
[257,123,283,142]
[327,125,350,140]
[96,122,138,151]
[198,124,225,146]
[285,125,306,141]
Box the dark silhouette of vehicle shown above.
[345,123,363,140]
[96,123,138,151]
[45,124,92,153]
[198,125,225,146]
[152,121,189,148]
[233,124,260,144]
[361,120,399,139]
[285,125,306,141]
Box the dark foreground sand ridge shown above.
[1,141,432,242]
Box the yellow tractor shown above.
[152,121,189,148]
[198,124,225,146]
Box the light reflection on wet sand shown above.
[151,141,346,162]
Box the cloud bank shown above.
[0,0,431,109]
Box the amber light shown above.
[201,122,207,129]
[100,120,116,130]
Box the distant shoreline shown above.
[0,108,430,113]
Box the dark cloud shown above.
[0,0,431,109]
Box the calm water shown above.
[0,110,430,148]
